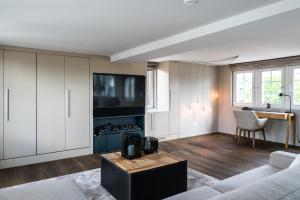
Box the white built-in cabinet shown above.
[65,56,90,150]
[147,112,170,140]
[179,63,218,138]
[37,54,65,154]
[156,62,169,112]
[146,61,218,140]
[146,113,155,137]
[203,65,218,133]
[169,62,180,136]
[0,50,3,160]
[4,50,37,159]
[0,50,90,162]
[179,62,195,137]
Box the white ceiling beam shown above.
[110,0,300,62]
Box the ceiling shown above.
[152,8,300,64]
[1,0,299,63]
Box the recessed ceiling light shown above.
[183,0,197,5]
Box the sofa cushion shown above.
[280,187,300,200]
[209,164,300,200]
[0,178,87,200]
[164,186,221,200]
[289,154,300,168]
[212,165,281,193]
[270,151,298,169]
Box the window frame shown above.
[232,70,255,107]
[146,68,157,110]
[257,67,285,108]
[292,65,300,107]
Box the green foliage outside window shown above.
[262,71,282,105]
[236,72,253,104]
[234,68,300,107]
[294,69,300,104]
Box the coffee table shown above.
[101,151,187,200]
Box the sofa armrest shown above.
[270,151,298,169]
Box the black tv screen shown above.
[93,73,145,113]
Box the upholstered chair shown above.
[233,110,268,148]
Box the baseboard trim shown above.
[0,148,92,169]
[157,134,179,141]
[179,131,219,139]
[218,132,300,147]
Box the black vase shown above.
[121,132,142,159]
[142,136,158,154]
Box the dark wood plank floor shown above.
[0,133,299,189]
[0,153,101,189]
[159,133,300,179]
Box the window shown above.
[146,68,157,109]
[233,71,254,106]
[293,68,300,105]
[261,69,283,105]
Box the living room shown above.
[1,0,300,200]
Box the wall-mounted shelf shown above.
[93,114,144,120]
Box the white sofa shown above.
[0,178,87,200]
[166,151,300,200]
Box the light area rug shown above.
[1,168,220,200]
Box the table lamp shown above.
[279,93,292,113]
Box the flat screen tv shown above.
[93,73,145,117]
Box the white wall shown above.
[218,66,236,134]
[218,66,300,146]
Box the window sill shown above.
[147,109,169,113]
[231,105,300,112]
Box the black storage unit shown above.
[93,73,146,153]
[101,155,187,200]
[93,115,144,153]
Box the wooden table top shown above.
[255,111,295,120]
[101,151,186,174]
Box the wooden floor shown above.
[159,133,300,179]
[0,133,299,189]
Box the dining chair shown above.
[233,110,268,148]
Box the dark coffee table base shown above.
[101,157,187,200]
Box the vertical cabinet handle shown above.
[150,113,155,132]
[150,113,153,131]
[66,89,71,118]
[152,114,155,131]
[169,90,172,111]
[6,88,10,121]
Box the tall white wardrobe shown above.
[0,50,90,163]
[3,50,36,159]
[146,61,218,140]
[177,62,218,138]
